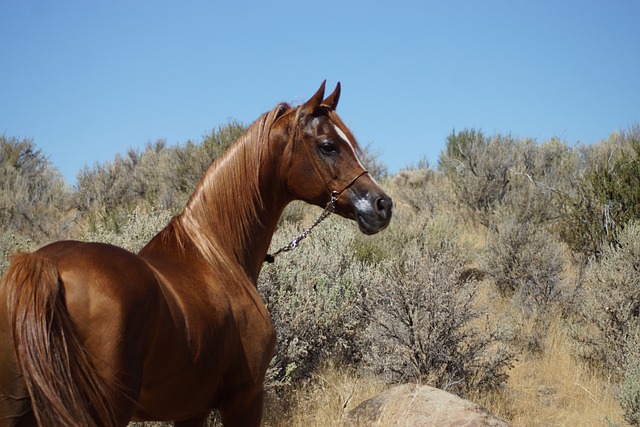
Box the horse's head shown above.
[282,82,392,235]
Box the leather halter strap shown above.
[331,169,369,199]
[295,115,369,201]
[264,112,369,264]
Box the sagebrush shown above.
[2,123,640,426]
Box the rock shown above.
[344,384,508,426]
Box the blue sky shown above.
[1,1,639,184]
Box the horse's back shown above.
[38,240,160,300]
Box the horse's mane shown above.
[153,101,360,285]
[165,103,291,280]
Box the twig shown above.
[574,382,598,403]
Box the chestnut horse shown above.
[0,82,392,426]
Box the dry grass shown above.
[271,322,625,427]
[135,337,625,427]
[469,257,625,426]
[267,274,626,427]
[471,314,625,426]
[265,362,389,427]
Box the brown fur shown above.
[1,253,119,426]
[177,104,288,276]
[0,82,392,426]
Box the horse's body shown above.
[0,82,392,426]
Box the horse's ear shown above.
[322,82,341,110]
[299,81,326,118]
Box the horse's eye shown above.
[319,141,338,156]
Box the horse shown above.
[0,81,392,426]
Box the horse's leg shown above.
[0,305,33,427]
[173,412,211,427]
[0,370,30,427]
[6,410,36,427]
[0,390,35,427]
[58,254,161,425]
[0,385,35,427]
[73,313,145,426]
[0,364,35,424]
[218,387,264,427]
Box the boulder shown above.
[345,384,508,426]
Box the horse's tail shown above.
[2,253,119,427]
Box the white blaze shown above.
[333,123,381,186]
[333,124,366,170]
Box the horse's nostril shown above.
[376,196,392,217]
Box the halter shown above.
[264,170,367,264]
[264,112,368,263]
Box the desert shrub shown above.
[259,217,370,392]
[75,141,169,219]
[571,222,640,377]
[388,167,444,215]
[75,121,246,228]
[0,233,33,277]
[622,329,640,426]
[439,129,514,223]
[201,119,245,160]
[0,135,71,241]
[278,200,309,225]
[75,140,190,219]
[482,209,566,310]
[360,213,511,394]
[81,206,173,252]
[504,137,576,225]
[526,137,577,188]
[555,125,640,258]
[129,412,220,427]
[357,142,389,181]
[440,129,578,227]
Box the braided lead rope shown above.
[264,193,338,264]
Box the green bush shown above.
[482,209,566,309]
[74,121,246,229]
[359,213,511,394]
[259,216,369,390]
[555,126,640,258]
[570,222,640,377]
[622,332,640,426]
[0,135,70,241]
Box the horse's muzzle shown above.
[353,193,393,235]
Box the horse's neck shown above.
[175,138,286,283]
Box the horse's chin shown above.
[356,214,389,235]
